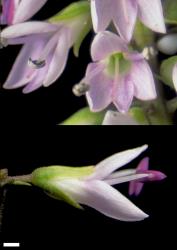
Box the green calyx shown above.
[48,1,90,23]
[31,165,94,209]
[106,53,132,77]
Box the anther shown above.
[72,82,90,97]
[28,58,46,69]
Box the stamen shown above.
[72,82,90,97]
[28,58,46,69]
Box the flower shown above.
[90,0,166,41]
[31,145,166,221]
[77,31,156,113]
[129,157,166,196]
[1,2,91,93]
[0,0,47,25]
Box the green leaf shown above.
[133,19,154,49]
[60,107,105,125]
[129,107,149,125]
[160,56,177,88]
[73,16,91,57]
[49,1,90,23]
[164,0,177,24]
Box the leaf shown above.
[160,56,177,88]
[129,107,149,125]
[49,1,90,23]
[164,0,177,24]
[60,107,105,125]
[133,19,154,49]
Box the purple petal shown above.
[13,0,48,24]
[129,59,157,100]
[137,157,149,173]
[137,0,166,33]
[85,63,113,112]
[1,21,58,39]
[91,0,112,32]
[3,36,48,89]
[43,29,70,87]
[129,182,144,196]
[91,31,128,61]
[58,179,148,221]
[113,75,134,113]
[113,0,138,42]
[88,145,148,180]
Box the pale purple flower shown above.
[1,18,86,93]
[91,0,166,41]
[47,144,166,221]
[129,157,166,196]
[79,31,156,113]
[0,0,47,25]
[50,145,150,221]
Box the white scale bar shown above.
[3,243,20,247]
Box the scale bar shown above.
[3,243,20,247]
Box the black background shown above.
[0,1,176,249]
[0,127,176,249]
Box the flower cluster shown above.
[1,1,177,124]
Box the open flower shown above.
[77,31,156,113]
[90,0,166,41]
[1,2,91,93]
[31,145,166,221]
[0,0,47,25]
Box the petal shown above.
[106,173,149,186]
[88,145,148,180]
[43,29,70,87]
[22,54,52,93]
[113,0,138,42]
[91,31,128,61]
[113,75,134,113]
[130,59,157,100]
[85,63,113,112]
[1,21,58,39]
[13,0,48,24]
[129,182,144,196]
[137,0,166,33]
[172,64,177,92]
[91,0,112,32]
[102,110,138,125]
[58,179,148,221]
[137,157,149,172]
[3,36,48,89]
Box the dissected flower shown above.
[0,0,47,25]
[31,145,166,221]
[90,0,166,41]
[77,31,156,113]
[1,2,91,93]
